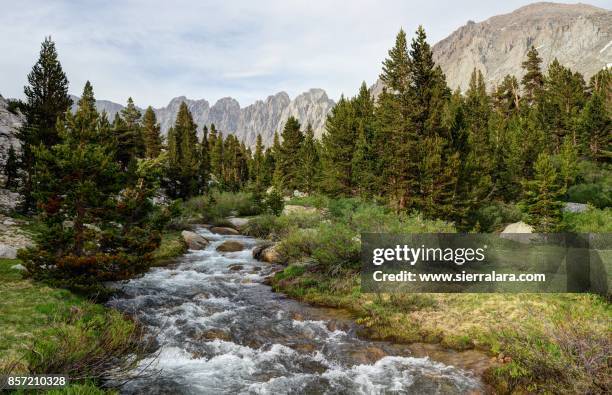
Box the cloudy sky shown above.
[0,0,609,107]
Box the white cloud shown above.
[0,0,609,107]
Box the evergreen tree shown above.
[321,96,358,195]
[142,106,162,158]
[164,102,200,198]
[558,136,578,190]
[17,37,72,212]
[521,152,565,232]
[493,74,521,117]
[3,146,19,190]
[177,102,200,198]
[298,124,321,193]
[460,69,493,212]
[199,126,211,192]
[252,134,267,188]
[211,132,224,183]
[114,97,145,170]
[521,46,544,107]
[578,90,610,162]
[375,29,417,209]
[274,116,304,191]
[380,28,411,94]
[543,59,586,150]
[19,81,160,296]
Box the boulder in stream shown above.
[225,217,250,230]
[181,231,209,250]
[217,240,245,252]
[253,242,282,263]
[210,226,240,235]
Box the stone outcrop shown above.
[372,3,612,95]
[0,95,23,170]
[69,89,335,148]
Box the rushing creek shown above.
[108,227,484,394]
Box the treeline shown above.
[3,28,611,294]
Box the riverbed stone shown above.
[197,329,231,342]
[228,264,244,271]
[0,244,17,259]
[254,243,282,264]
[210,226,240,235]
[217,240,245,252]
[226,217,249,230]
[181,230,209,250]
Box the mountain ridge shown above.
[71,88,334,147]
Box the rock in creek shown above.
[181,231,209,250]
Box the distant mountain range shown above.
[372,2,611,96]
[71,89,335,147]
[2,1,610,164]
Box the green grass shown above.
[0,259,144,390]
[259,196,611,394]
[563,207,612,232]
[152,230,187,265]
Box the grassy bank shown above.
[0,257,149,394]
[250,196,611,394]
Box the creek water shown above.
[108,227,484,394]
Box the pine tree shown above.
[543,59,586,150]
[493,75,521,116]
[19,81,160,296]
[521,46,544,107]
[351,121,376,196]
[199,126,211,192]
[321,96,358,195]
[3,146,19,190]
[578,90,611,162]
[211,132,224,183]
[274,116,304,191]
[114,97,145,170]
[375,29,417,209]
[461,70,493,208]
[252,134,267,189]
[17,37,72,212]
[176,102,200,198]
[521,152,565,232]
[142,106,162,158]
[559,136,578,190]
[380,28,411,94]
[298,124,321,193]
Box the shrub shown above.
[566,183,611,209]
[277,229,319,262]
[562,207,612,232]
[312,222,360,275]
[287,194,330,209]
[264,189,285,216]
[471,202,524,232]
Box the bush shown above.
[471,202,524,232]
[312,222,361,275]
[287,194,330,209]
[277,229,319,263]
[567,183,611,209]
[264,189,285,216]
[562,207,612,232]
